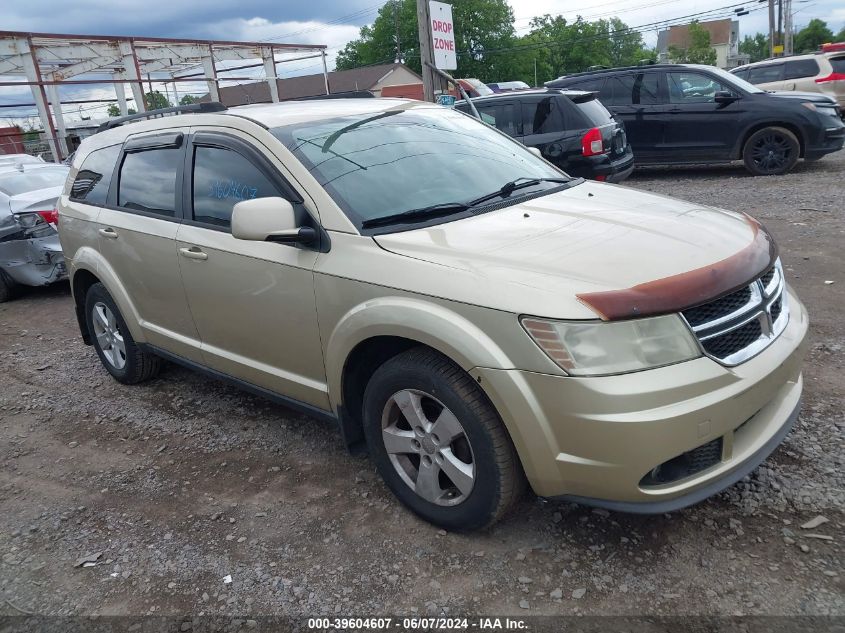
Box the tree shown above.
[106,104,136,117]
[668,21,717,65]
[336,0,519,82]
[739,33,769,63]
[144,90,170,110]
[179,94,199,105]
[794,19,834,53]
[836,25,845,42]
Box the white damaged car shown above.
[0,163,69,301]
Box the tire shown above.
[742,126,800,176]
[362,347,525,531]
[84,282,160,384]
[0,270,16,303]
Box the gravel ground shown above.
[1,152,843,620]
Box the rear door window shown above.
[748,64,784,84]
[522,97,566,135]
[475,102,522,136]
[191,145,283,228]
[70,144,120,205]
[117,148,181,217]
[784,59,820,79]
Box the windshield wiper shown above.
[467,176,571,206]
[361,177,573,230]
[361,202,470,229]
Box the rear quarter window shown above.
[70,144,120,205]
[830,56,845,73]
[572,97,615,127]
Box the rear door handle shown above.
[179,246,208,261]
[98,227,118,239]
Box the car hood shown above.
[373,181,767,320]
[6,185,63,215]
[767,90,837,104]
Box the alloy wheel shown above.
[750,133,793,173]
[92,302,127,369]
[380,389,476,506]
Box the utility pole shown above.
[416,0,437,102]
[394,0,402,63]
[768,0,776,57]
[784,0,793,55]
[777,0,783,52]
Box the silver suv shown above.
[58,100,808,530]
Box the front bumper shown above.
[805,123,845,159]
[473,286,809,510]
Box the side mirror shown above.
[527,146,542,158]
[714,91,739,103]
[231,197,316,245]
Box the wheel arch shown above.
[327,297,516,451]
[735,121,805,159]
[69,247,145,345]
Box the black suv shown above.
[455,89,634,183]
[547,63,845,175]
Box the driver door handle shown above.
[98,227,118,239]
[179,246,208,261]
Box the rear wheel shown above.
[84,283,160,384]
[362,347,525,531]
[742,126,800,176]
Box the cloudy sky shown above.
[2,0,844,124]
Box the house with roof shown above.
[657,19,749,69]
[203,62,422,106]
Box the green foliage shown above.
[668,21,717,65]
[739,33,769,63]
[336,1,651,86]
[836,26,845,42]
[107,104,136,117]
[179,94,200,105]
[144,91,170,110]
[794,19,834,53]
[336,0,517,82]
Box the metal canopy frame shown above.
[0,30,328,160]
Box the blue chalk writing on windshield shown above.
[209,179,259,201]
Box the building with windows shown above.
[657,19,750,69]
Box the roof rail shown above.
[96,102,227,132]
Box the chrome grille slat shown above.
[681,259,788,366]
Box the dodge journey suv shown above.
[59,99,808,530]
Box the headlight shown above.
[521,314,701,376]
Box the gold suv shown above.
[58,99,808,530]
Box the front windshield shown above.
[705,66,765,94]
[272,104,571,229]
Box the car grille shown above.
[680,258,789,366]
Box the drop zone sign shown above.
[430,1,457,70]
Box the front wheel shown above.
[362,347,525,531]
[742,126,800,176]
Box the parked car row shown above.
[458,62,844,179]
[0,156,68,301]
